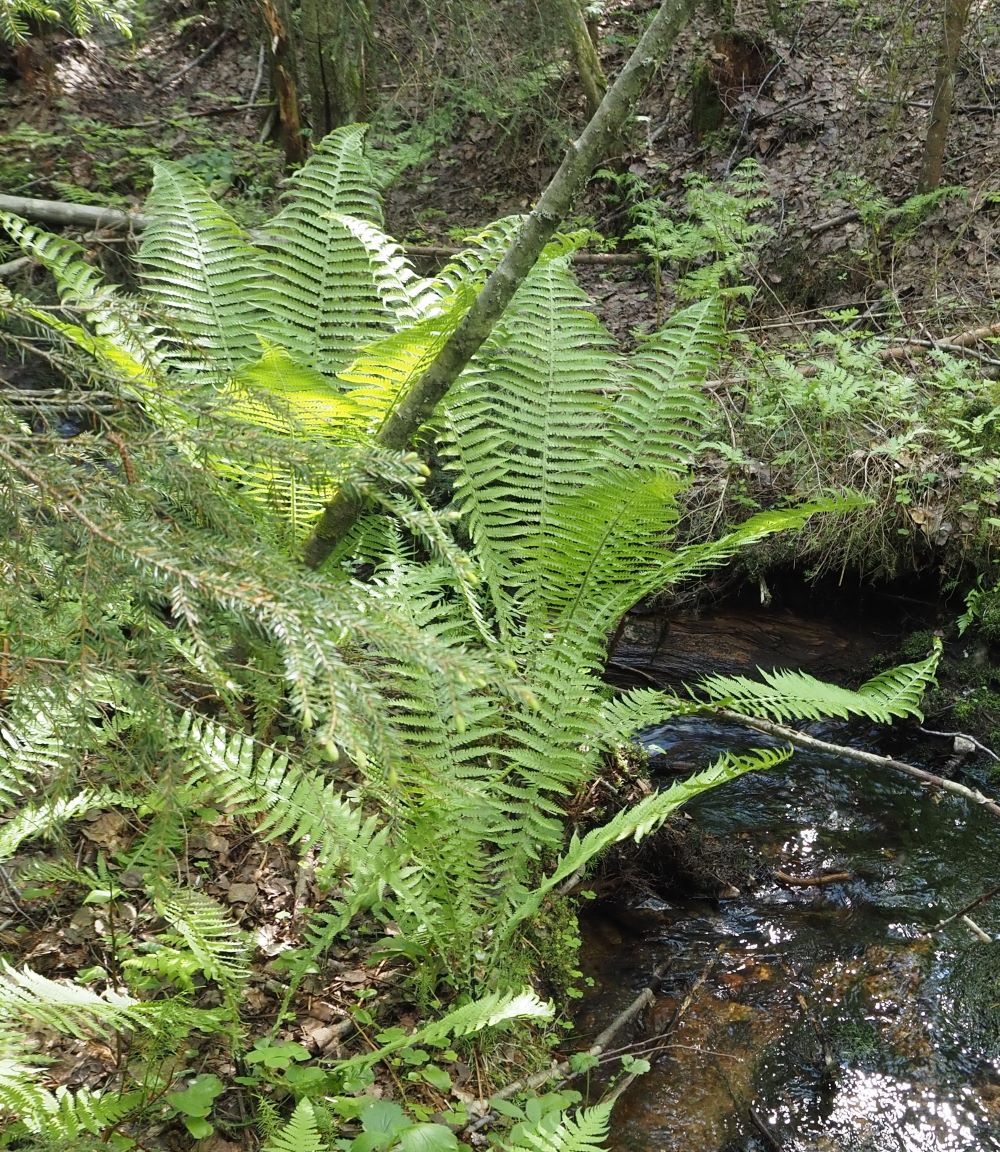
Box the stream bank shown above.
[585,601,1000,1151]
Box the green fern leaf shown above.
[151,884,249,997]
[0,1025,54,1135]
[1,213,160,374]
[495,746,790,952]
[504,1099,613,1152]
[446,257,615,632]
[336,285,475,439]
[699,641,940,723]
[654,497,865,590]
[603,298,718,474]
[0,963,145,1040]
[255,129,406,374]
[857,640,941,718]
[41,1086,142,1140]
[262,1098,327,1152]
[596,688,705,747]
[338,988,553,1074]
[139,162,262,378]
[0,792,115,863]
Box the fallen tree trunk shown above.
[302,0,700,568]
[0,195,150,232]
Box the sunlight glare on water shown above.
[777,1068,994,1151]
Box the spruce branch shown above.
[301,0,699,568]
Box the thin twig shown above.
[748,1104,785,1151]
[919,727,1000,764]
[245,44,267,125]
[718,710,1000,821]
[962,915,993,942]
[929,881,1000,932]
[0,256,32,278]
[774,869,851,887]
[809,209,861,237]
[880,336,1000,368]
[462,959,672,1140]
[405,243,643,266]
[166,28,231,89]
[115,100,273,129]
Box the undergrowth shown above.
[0,126,943,1149]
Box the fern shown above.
[262,1098,328,1152]
[139,163,262,380]
[0,962,162,1040]
[504,1099,613,1152]
[0,1026,52,1134]
[337,988,553,1074]
[151,884,249,1001]
[697,642,940,723]
[494,746,790,954]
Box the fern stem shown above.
[302,0,700,568]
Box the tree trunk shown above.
[918,0,971,193]
[301,0,374,141]
[550,0,607,116]
[259,0,306,168]
[303,0,699,569]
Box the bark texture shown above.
[259,0,306,168]
[918,0,971,192]
[303,0,699,569]
[301,0,373,141]
[550,0,607,115]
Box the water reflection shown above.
[775,1068,992,1151]
[594,711,1000,1152]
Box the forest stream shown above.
[584,606,1000,1152]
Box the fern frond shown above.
[447,257,615,632]
[226,345,356,436]
[139,162,262,379]
[336,285,475,439]
[505,1099,613,1152]
[524,468,683,648]
[175,712,392,885]
[338,988,553,1073]
[596,688,705,747]
[151,884,249,997]
[0,1025,54,1134]
[262,1098,328,1152]
[277,124,382,223]
[37,1086,142,1140]
[0,963,147,1040]
[603,298,718,473]
[857,640,941,718]
[432,216,526,295]
[653,497,864,589]
[0,792,115,863]
[698,642,940,723]
[256,129,399,374]
[334,213,438,321]
[0,213,159,373]
[495,746,790,951]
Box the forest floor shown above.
[2,1,998,339]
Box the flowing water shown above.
[586,609,1000,1151]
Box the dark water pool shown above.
[583,709,1000,1151]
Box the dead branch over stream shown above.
[718,709,1000,821]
